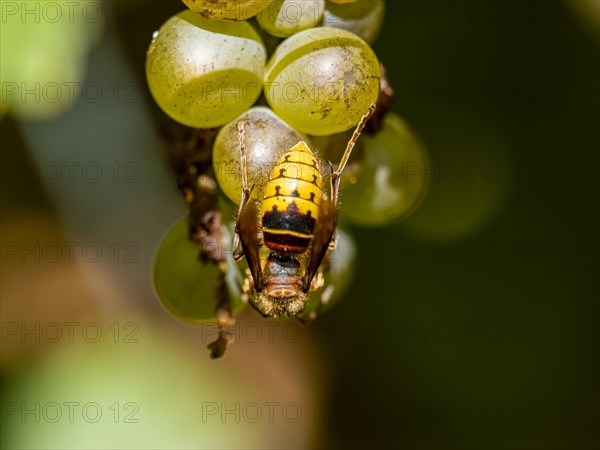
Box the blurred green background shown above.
[1,1,598,449]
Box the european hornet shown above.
[233,104,376,319]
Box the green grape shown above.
[339,113,429,227]
[301,227,356,318]
[264,27,381,136]
[257,0,325,38]
[323,0,385,44]
[153,217,246,323]
[310,128,366,187]
[146,10,266,128]
[181,0,273,21]
[213,106,308,203]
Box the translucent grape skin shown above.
[153,217,245,323]
[323,0,385,44]
[181,0,273,21]
[339,113,429,227]
[299,227,356,319]
[257,0,325,38]
[213,106,309,204]
[146,10,266,128]
[310,128,366,187]
[264,27,381,136]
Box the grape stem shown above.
[208,265,235,359]
[158,114,235,358]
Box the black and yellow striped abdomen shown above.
[262,142,322,253]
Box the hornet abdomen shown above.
[262,142,322,253]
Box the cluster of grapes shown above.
[147,0,427,356]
